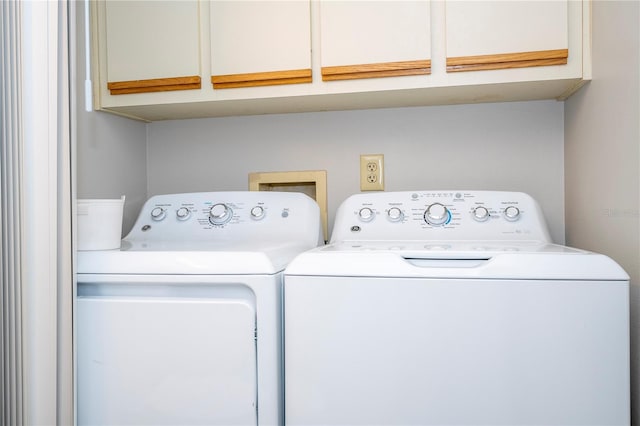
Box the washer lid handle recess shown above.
[403,257,490,268]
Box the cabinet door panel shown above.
[446,0,568,72]
[104,1,201,94]
[320,1,431,81]
[210,1,312,89]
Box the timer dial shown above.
[209,203,233,225]
[424,203,451,226]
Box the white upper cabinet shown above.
[445,0,569,72]
[91,0,590,121]
[319,1,431,81]
[210,1,312,89]
[102,1,201,94]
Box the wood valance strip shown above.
[107,76,201,95]
[211,69,312,89]
[322,60,431,81]
[447,49,568,72]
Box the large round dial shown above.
[209,203,233,225]
[424,203,451,226]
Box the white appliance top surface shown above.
[285,191,628,281]
[78,191,322,275]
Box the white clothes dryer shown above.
[76,191,321,426]
[284,191,629,426]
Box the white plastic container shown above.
[77,196,125,251]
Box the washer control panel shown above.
[332,191,551,243]
[125,191,322,245]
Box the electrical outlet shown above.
[360,154,384,191]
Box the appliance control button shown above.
[358,207,375,222]
[424,203,450,226]
[250,206,265,220]
[504,206,521,221]
[150,207,166,221]
[209,203,233,225]
[472,206,490,222]
[387,207,404,222]
[176,207,191,221]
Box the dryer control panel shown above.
[331,191,551,243]
[125,191,323,246]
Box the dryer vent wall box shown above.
[76,191,323,426]
[249,170,328,242]
[284,190,630,426]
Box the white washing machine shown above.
[284,190,630,426]
[76,191,321,426]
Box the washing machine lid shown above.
[78,241,311,275]
[284,241,630,281]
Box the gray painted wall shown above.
[76,111,147,235]
[147,101,566,243]
[565,1,640,422]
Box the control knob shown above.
[472,206,490,222]
[503,206,521,221]
[387,207,404,222]
[150,207,166,221]
[358,207,375,222]
[209,203,233,225]
[176,207,191,221]
[250,206,265,220]
[424,203,451,226]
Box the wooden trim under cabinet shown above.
[107,76,201,95]
[211,69,312,89]
[321,60,431,81]
[446,49,568,72]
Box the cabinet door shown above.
[446,0,568,72]
[320,1,431,81]
[104,1,201,95]
[210,1,312,89]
